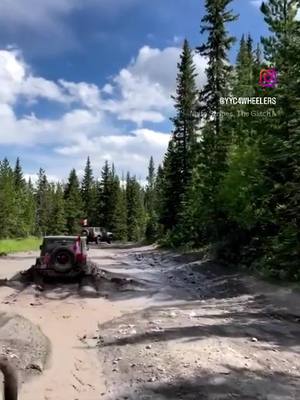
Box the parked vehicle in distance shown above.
[81,227,113,245]
[33,236,89,279]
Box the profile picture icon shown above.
[259,68,278,89]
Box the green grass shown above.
[0,237,41,254]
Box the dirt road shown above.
[0,245,299,400]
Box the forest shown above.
[0,0,299,281]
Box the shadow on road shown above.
[98,297,300,349]
[89,242,148,250]
[109,366,299,400]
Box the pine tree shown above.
[0,159,17,238]
[230,34,257,143]
[257,0,300,277]
[13,158,32,237]
[159,40,198,232]
[48,184,66,235]
[81,157,97,225]
[235,34,255,96]
[23,178,36,236]
[64,169,83,234]
[145,156,158,241]
[111,179,128,241]
[181,0,238,245]
[126,174,146,241]
[172,39,199,186]
[14,157,25,190]
[197,0,238,134]
[154,164,165,238]
[98,161,113,229]
[35,169,52,236]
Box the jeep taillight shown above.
[40,253,50,268]
[74,237,81,255]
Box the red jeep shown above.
[34,236,88,278]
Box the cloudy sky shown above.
[0,0,297,181]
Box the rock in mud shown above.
[0,312,50,380]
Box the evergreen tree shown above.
[145,156,158,241]
[48,184,66,235]
[181,0,238,245]
[111,179,128,240]
[81,157,97,225]
[159,40,198,232]
[253,43,263,95]
[126,174,146,241]
[235,34,255,96]
[172,39,198,186]
[14,157,25,190]
[230,34,257,143]
[64,169,83,234]
[23,178,36,236]
[197,0,238,134]
[0,159,17,238]
[257,0,300,277]
[35,169,51,236]
[154,164,165,238]
[98,161,113,229]
[13,158,32,236]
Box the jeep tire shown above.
[50,247,75,273]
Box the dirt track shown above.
[0,245,299,399]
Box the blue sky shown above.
[0,0,291,182]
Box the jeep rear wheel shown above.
[50,247,75,273]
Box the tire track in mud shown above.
[0,249,150,400]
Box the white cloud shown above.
[0,106,104,146]
[0,44,206,179]
[0,49,102,108]
[102,45,207,125]
[102,83,114,95]
[0,45,207,127]
[250,0,262,7]
[24,173,60,185]
[54,128,170,178]
[0,49,26,104]
[59,80,101,109]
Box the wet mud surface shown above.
[0,245,299,399]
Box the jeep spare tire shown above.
[50,247,75,273]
